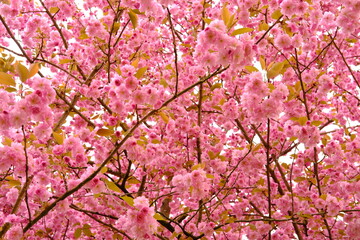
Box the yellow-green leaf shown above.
[208,151,219,160]
[210,82,222,91]
[128,9,138,28]
[49,7,59,14]
[221,5,231,27]
[128,176,141,184]
[74,228,82,239]
[100,166,108,174]
[231,28,254,36]
[151,139,161,144]
[59,59,72,64]
[294,176,306,182]
[28,63,40,78]
[0,72,15,86]
[96,128,113,136]
[53,132,64,144]
[245,66,258,72]
[271,9,282,20]
[16,63,29,82]
[2,136,12,146]
[135,66,148,79]
[311,120,322,126]
[206,174,214,179]
[121,196,134,206]
[267,61,284,79]
[159,111,169,123]
[5,87,16,92]
[191,163,205,170]
[202,18,212,24]
[259,55,266,70]
[105,179,121,193]
[320,194,327,200]
[298,116,308,125]
[79,33,89,40]
[289,136,298,141]
[6,176,21,187]
[323,165,334,170]
[259,22,269,31]
[83,224,92,237]
[154,213,165,220]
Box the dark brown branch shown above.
[167,8,179,95]
[39,0,68,49]
[256,15,283,45]
[329,33,360,89]
[235,119,252,144]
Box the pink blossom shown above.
[275,33,292,50]
[280,0,296,17]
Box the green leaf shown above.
[128,9,138,28]
[0,72,15,86]
[231,28,254,36]
[121,196,134,206]
[134,66,148,79]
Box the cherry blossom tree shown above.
[0,0,359,239]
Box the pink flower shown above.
[53,145,65,155]
[133,90,146,105]
[275,34,292,50]
[5,225,23,240]
[33,123,52,141]
[124,197,158,239]
[280,0,296,17]
[125,76,138,91]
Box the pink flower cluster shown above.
[241,72,288,123]
[117,196,158,239]
[195,20,255,71]
[284,121,321,148]
[172,169,211,201]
